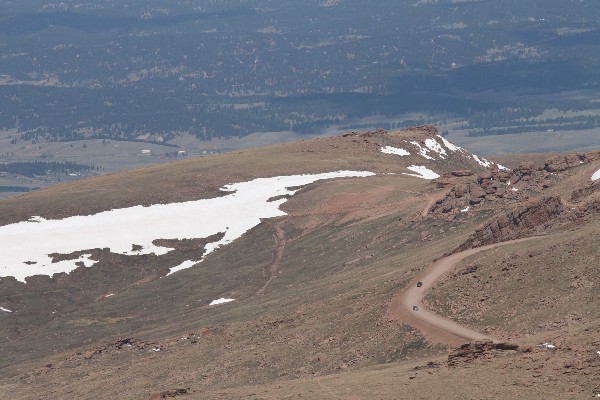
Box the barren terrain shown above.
[0,126,598,399]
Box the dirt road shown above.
[389,238,537,345]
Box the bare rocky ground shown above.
[0,127,598,399]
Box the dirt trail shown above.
[388,237,538,345]
[257,219,288,294]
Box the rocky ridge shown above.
[447,341,520,368]
[431,150,600,218]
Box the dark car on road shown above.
[416,281,423,288]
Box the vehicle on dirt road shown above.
[412,305,418,311]
[416,281,423,287]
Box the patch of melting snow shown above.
[592,168,600,181]
[537,343,556,349]
[381,146,410,156]
[461,206,470,213]
[0,170,375,282]
[209,298,235,306]
[403,165,440,180]
[0,307,12,313]
[411,136,511,172]
[512,187,519,192]
[437,135,464,152]
[424,138,447,159]
[409,141,435,160]
[167,260,199,276]
[472,154,492,168]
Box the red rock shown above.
[469,186,486,198]
[478,170,493,181]
[452,170,473,177]
[497,171,511,182]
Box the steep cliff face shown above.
[451,155,600,252]
[455,197,565,252]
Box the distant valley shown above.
[0,0,599,168]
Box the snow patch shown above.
[381,146,410,156]
[437,135,464,152]
[409,141,435,160]
[0,307,12,313]
[167,260,198,276]
[537,343,556,349]
[0,170,375,282]
[460,206,470,213]
[209,298,235,305]
[497,164,510,171]
[424,138,447,159]
[403,165,440,180]
[592,168,600,181]
[472,154,492,168]
[104,293,114,298]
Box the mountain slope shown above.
[0,126,598,399]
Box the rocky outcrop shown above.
[64,338,163,362]
[342,128,388,138]
[431,149,600,216]
[403,124,439,136]
[149,388,189,399]
[544,151,600,173]
[342,124,439,138]
[448,341,520,367]
[571,181,600,202]
[455,197,564,251]
[451,170,473,177]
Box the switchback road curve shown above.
[388,237,538,345]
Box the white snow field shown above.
[472,154,492,168]
[381,146,410,156]
[424,138,447,159]
[0,307,12,313]
[209,298,235,306]
[410,141,435,160]
[381,135,509,171]
[403,165,440,180]
[592,168,600,181]
[167,260,199,276]
[0,170,375,282]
